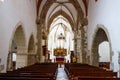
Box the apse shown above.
[48,15,74,63]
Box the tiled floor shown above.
[56,67,69,80]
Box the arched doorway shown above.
[7,25,27,71]
[91,27,111,67]
[27,34,36,66]
[99,41,110,69]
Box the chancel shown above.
[0,0,120,80]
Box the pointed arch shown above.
[48,10,74,31]
[7,22,27,71]
[27,34,36,66]
[91,24,112,67]
[28,34,35,54]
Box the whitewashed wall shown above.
[0,0,37,72]
[88,0,120,72]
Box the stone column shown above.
[27,54,36,66]
[0,61,4,73]
[91,43,99,66]
[74,30,77,56]
[118,52,120,77]
[45,37,48,62]
[36,17,43,63]
[80,18,88,64]
[81,26,87,63]
[74,29,79,62]
[112,51,119,72]
[74,27,82,63]
[86,50,90,64]
[7,52,13,71]
[76,37,82,63]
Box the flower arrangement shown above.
[72,57,77,63]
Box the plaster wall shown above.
[0,0,37,72]
[88,0,120,72]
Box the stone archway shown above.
[27,34,36,66]
[99,41,110,69]
[91,26,111,67]
[7,25,27,71]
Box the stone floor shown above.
[56,67,69,80]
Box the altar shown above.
[54,48,67,63]
[56,57,65,63]
[55,57,65,67]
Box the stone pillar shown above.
[16,54,27,68]
[76,37,82,63]
[118,52,120,77]
[0,60,4,73]
[74,29,79,63]
[112,51,119,72]
[86,50,91,64]
[74,31,77,56]
[80,18,88,64]
[44,38,48,62]
[81,26,87,63]
[27,54,36,66]
[74,25,87,63]
[91,43,99,66]
[7,52,13,71]
[36,17,43,63]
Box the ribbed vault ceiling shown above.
[36,0,92,31]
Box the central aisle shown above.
[56,67,69,80]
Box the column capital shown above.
[81,18,88,26]
[36,16,40,25]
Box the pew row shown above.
[0,63,58,80]
[64,63,118,80]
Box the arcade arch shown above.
[7,25,27,71]
[91,25,112,68]
[27,34,36,66]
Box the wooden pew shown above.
[0,77,51,80]
[64,63,117,80]
[78,77,120,80]
[0,63,58,80]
